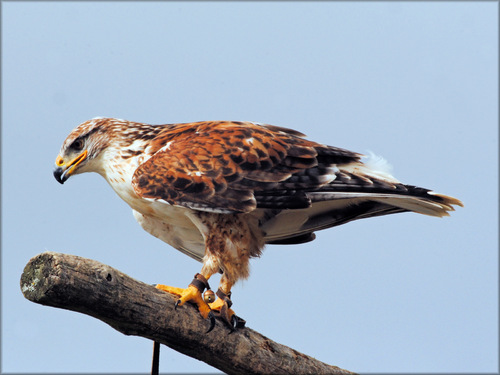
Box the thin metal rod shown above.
[151,340,160,375]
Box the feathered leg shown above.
[157,212,263,331]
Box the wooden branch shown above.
[20,252,355,375]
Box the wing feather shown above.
[130,120,462,230]
[131,121,360,213]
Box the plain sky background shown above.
[2,1,498,374]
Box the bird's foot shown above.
[209,288,246,332]
[155,273,216,332]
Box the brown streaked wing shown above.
[131,121,361,213]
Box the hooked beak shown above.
[53,150,88,184]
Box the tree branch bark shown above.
[20,251,355,375]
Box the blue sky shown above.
[2,2,498,373]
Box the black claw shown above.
[234,315,246,329]
[174,300,180,310]
[206,311,216,333]
[228,315,237,334]
[227,314,246,333]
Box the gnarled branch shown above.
[20,252,355,375]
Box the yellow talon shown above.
[209,295,237,330]
[209,297,233,314]
[155,278,245,331]
[156,284,212,320]
[155,284,185,296]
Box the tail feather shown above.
[307,188,463,216]
[371,195,456,217]
[259,188,463,245]
[364,189,463,218]
[428,191,464,208]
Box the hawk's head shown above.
[53,118,117,184]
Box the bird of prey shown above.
[54,117,463,331]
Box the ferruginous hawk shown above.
[53,118,463,331]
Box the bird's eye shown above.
[70,139,85,151]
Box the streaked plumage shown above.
[54,117,463,329]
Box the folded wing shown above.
[131,121,463,244]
